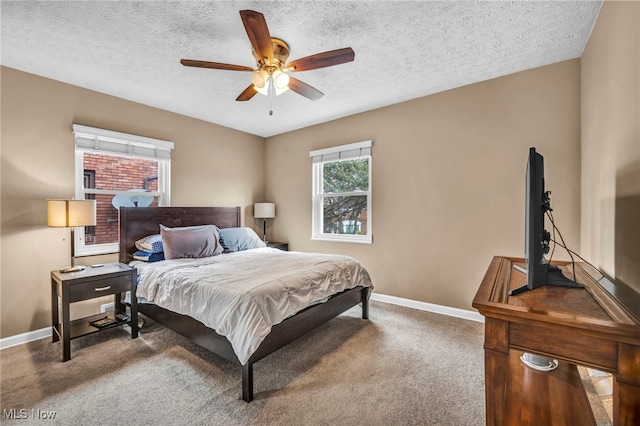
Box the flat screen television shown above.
[509,147,584,296]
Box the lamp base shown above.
[60,265,85,273]
[263,218,267,242]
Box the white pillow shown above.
[135,234,163,253]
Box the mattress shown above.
[132,247,373,364]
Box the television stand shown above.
[508,263,585,296]
[473,256,640,426]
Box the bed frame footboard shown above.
[240,285,370,402]
[139,285,370,402]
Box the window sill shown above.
[75,246,119,257]
[311,235,372,244]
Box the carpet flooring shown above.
[1,301,486,425]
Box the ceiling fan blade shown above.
[180,59,254,72]
[240,10,273,64]
[236,84,258,102]
[287,47,355,72]
[288,77,324,101]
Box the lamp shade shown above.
[254,202,275,219]
[47,199,97,227]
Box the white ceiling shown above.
[1,1,601,138]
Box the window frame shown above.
[73,125,173,256]
[310,140,372,244]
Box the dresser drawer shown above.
[69,275,132,302]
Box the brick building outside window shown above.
[83,153,159,245]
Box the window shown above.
[310,141,372,244]
[73,124,173,256]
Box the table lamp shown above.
[254,202,275,242]
[47,199,97,272]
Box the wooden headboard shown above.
[118,206,241,263]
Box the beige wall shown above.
[581,0,640,293]
[8,5,628,337]
[265,60,582,310]
[0,67,265,338]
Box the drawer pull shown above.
[94,286,111,292]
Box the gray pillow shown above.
[219,227,266,253]
[160,224,223,259]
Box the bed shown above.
[118,206,372,402]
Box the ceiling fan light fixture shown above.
[251,69,268,89]
[255,80,269,96]
[274,83,289,96]
[273,70,290,90]
[254,77,289,97]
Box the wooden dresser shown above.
[472,256,640,426]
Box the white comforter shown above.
[134,248,373,364]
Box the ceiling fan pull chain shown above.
[269,77,274,115]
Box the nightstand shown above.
[51,262,138,361]
[267,242,289,251]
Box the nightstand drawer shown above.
[69,276,131,302]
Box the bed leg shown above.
[361,287,370,320]
[242,362,254,402]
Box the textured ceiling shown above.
[1,1,601,137]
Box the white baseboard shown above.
[2,293,483,350]
[0,327,52,350]
[370,293,485,323]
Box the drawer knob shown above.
[94,286,111,292]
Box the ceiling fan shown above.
[180,10,355,105]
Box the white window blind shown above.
[310,140,372,163]
[73,124,174,160]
